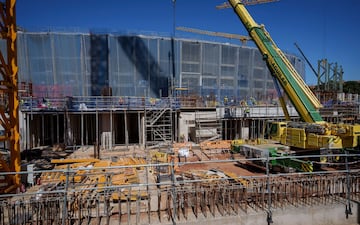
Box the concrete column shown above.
[26,113,30,149]
[41,113,44,146]
[50,114,54,144]
[81,112,84,146]
[96,111,99,147]
[138,111,145,147]
[124,111,129,147]
[110,110,113,148]
[56,113,59,144]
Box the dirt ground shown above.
[175,160,260,177]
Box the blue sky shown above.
[16,0,360,85]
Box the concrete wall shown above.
[178,112,195,142]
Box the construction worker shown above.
[224,96,228,106]
[118,97,124,105]
[46,98,51,108]
[244,106,250,118]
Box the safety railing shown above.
[20,96,181,111]
[19,96,297,118]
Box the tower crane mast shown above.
[0,0,20,193]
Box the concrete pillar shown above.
[124,111,129,147]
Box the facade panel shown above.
[13,32,305,104]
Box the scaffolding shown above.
[194,110,222,143]
[145,99,174,148]
[315,59,344,103]
[11,31,307,104]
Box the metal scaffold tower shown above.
[145,102,173,148]
[0,0,20,193]
[316,59,344,103]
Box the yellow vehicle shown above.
[228,0,360,154]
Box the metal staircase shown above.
[145,106,173,148]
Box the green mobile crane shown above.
[227,0,360,152]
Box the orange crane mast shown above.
[0,0,20,193]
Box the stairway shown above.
[145,106,173,148]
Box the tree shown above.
[343,81,360,95]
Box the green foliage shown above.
[343,81,360,94]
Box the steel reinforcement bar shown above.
[0,172,359,225]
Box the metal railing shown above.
[19,96,299,118]
[20,96,180,111]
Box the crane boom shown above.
[227,0,360,152]
[294,42,318,78]
[227,0,323,123]
[176,26,251,45]
[217,0,279,9]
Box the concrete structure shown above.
[8,31,306,149]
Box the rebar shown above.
[0,165,359,224]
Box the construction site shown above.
[0,0,360,225]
